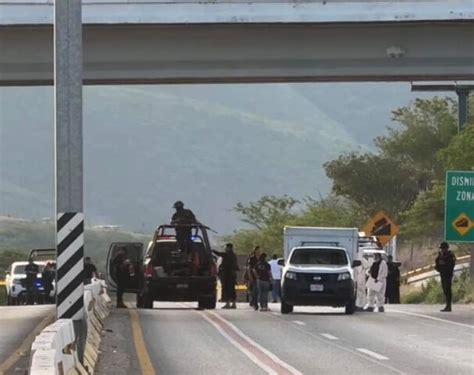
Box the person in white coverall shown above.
[355,255,370,311]
[365,253,388,312]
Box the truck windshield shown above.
[290,248,348,266]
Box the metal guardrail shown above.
[401,255,471,284]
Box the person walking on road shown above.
[253,253,272,311]
[365,253,388,312]
[213,243,239,309]
[435,242,456,312]
[268,254,282,303]
[246,246,261,309]
[385,255,401,304]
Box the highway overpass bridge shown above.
[0,0,473,86]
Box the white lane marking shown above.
[266,313,406,374]
[357,348,389,361]
[387,309,474,329]
[320,333,339,340]
[198,311,278,375]
[292,320,305,326]
[207,311,303,375]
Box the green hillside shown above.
[0,216,151,273]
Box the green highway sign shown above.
[445,171,474,242]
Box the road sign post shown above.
[55,0,84,321]
[445,171,474,282]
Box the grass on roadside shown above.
[401,270,473,304]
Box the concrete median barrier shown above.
[29,279,111,375]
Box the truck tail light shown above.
[144,263,154,278]
[210,262,217,277]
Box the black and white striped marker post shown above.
[56,212,84,319]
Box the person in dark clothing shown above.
[253,253,272,311]
[42,262,55,304]
[84,257,98,283]
[385,255,401,304]
[435,242,456,312]
[113,248,130,308]
[171,201,198,258]
[25,257,40,305]
[246,246,261,309]
[213,243,239,309]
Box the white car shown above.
[5,261,55,305]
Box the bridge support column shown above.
[54,0,84,323]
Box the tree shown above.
[402,123,474,238]
[324,97,462,222]
[225,195,363,255]
[324,152,420,217]
[375,97,458,187]
[233,195,298,230]
[438,123,474,170]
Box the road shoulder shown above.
[95,307,143,375]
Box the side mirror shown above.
[352,260,362,267]
[277,259,285,266]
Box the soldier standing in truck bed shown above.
[171,201,198,257]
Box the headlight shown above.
[337,272,351,281]
[285,271,297,280]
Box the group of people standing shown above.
[213,245,283,311]
[356,241,456,313]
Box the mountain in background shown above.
[0,83,435,233]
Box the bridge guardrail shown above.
[401,255,471,284]
[29,279,111,375]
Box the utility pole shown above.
[411,83,473,282]
[54,0,84,322]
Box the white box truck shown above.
[280,226,361,314]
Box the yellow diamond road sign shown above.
[452,213,473,237]
[362,211,399,247]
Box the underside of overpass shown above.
[0,1,473,85]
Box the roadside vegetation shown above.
[402,270,473,304]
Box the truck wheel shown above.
[198,295,216,310]
[143,292,153,309]
[281,300,293,314]
[345,299,356,315]
[136,293,144,308]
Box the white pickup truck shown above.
[280,226,361,314]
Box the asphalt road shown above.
[0,305,55,374]
[96,302,474,375]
